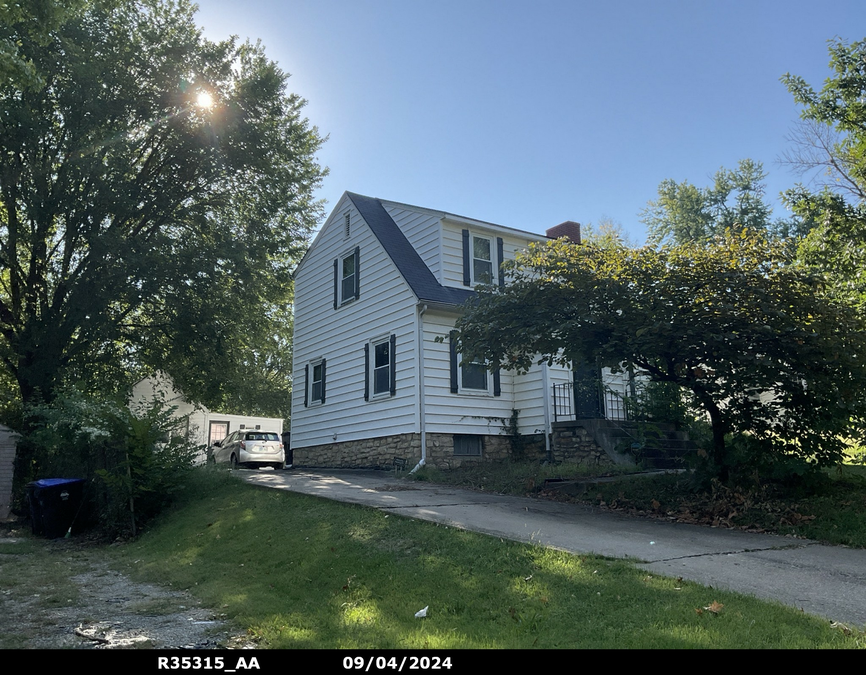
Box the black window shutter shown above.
[493,368,501,397]
[389,333,397,396]
[364,343,369,401]
[333,259,338,309]
[497,237,505,288]
[304,364,309,407]
[462,229,471,286]
[354,246,360,300]
[449,331,458,393]
[321,359,327,403]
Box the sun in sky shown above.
[196,91,214,109]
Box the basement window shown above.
[453,434,482,456]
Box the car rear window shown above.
[246,432,279,441]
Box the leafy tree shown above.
[580,215,636,249]
[1,0,89,90]
[0,0,326,413]
[641,159,807,246]
[23,387,199,537]
[782,38,866,311]
[454,233,866,481]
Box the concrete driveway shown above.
[241,468,866,628]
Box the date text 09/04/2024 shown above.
[343,656,453,671]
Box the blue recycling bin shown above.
[27,478,86,538]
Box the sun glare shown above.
[196,91,214,109]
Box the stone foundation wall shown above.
[293,431,549,470]
[551,424,614,466]
[293,433,422,469]
[293,425,613,471]
[424,433,547,469]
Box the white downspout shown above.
[410,304,428,473]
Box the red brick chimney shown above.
[545,220,581,244]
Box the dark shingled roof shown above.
[347,192,476,307]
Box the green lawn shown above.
[108,467,864,648]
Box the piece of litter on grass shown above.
[415,606,428,619]
[524,575,532,581]
[650,541,655,545]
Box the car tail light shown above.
[240,441,246,450]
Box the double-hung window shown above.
[334,247,360,307]
[461,355,488,392]
[304,359,326,406]
[462,230,504,287]
[342,254,356,301]
[373,340,391,394]
[449,331,500,396]
[365,335,396,399]
[472,235,493,284]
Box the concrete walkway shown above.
[241,468,866,628]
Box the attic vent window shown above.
[344,213,351,238]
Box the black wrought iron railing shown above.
[552,382,628,422]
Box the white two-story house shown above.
[290,192,630,470]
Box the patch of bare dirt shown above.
[0,527,253,649]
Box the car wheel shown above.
[230,454,239,470]
[273,462,286,471]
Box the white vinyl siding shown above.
[292,196,418,449]
[382,204,442,280]
[439,220,540,290]
[513,361,571,433]
[422,311,515,436]
[293,194,584,455]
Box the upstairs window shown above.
[334,247,360,307]
[342,254,356,300]
[472,235,493,284]
[462,230,504,287]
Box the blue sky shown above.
[194,0,865,242]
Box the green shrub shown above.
[624,380,693,427]
[687,431,830,494]
[20,388,198,537]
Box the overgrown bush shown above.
[18,388,198,538]
[624,380,693,427]
[622,382,829,493]
[686,431,830,494]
